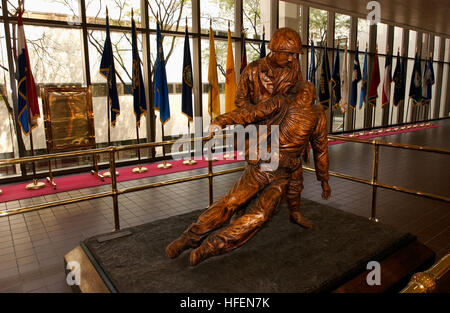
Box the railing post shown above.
[109,148,120,231]
[370,142,380,222]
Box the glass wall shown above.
[332,13,350,132]
[355,18,370,130]
[0,0,450,181]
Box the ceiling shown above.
[290,0,450,38]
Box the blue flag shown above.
[359,48,368,109]
[181,27,193,120]
[349,49,362,108]
[260,32,266,58]
[409,52,422,105]
[318,46,331,109]
[154,22,170,124]
[308,41,316,86]
[100,11,120,126]
[422,56,435,106]
[331,48,341,106]
[392,50,405,106]
[131,17,147,127]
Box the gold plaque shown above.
[42,87,96,153]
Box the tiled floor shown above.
[0,120,449,293]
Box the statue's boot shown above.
[165,232,197,259]
[189,242,214,266]
[289,209,314,229]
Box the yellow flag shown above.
[208,26,220,119]
[225,29,236,113]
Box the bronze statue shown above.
[165,28,331,266]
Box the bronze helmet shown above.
[268,28,303,54]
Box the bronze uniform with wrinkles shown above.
[165,28,331,266]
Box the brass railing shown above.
[0,134,449,231]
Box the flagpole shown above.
[130,10,148,174]
[102,7,119,178]
[157,121,172,169]
[405,97,411,128]
[205,19,217,162]
[223,20,233,160]
[155,19,172,170]
[19,2,45,190]
[183,17,196,166]
[25,106,45,190]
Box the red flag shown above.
[17,8,40,134]
[368,50,380,106]
[381,53,392,108]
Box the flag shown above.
[240,31,247,74]
[392,50,405,107]
[349,48,362,108]
[100,10,120,126]
[181,27,193,120]
[225,29,237,113]
[260,32,266,58]
[381,52,392,108]
[131,16,146,127]
[318,46,331,109]
[17,9,40,135]
[330,48,341,107]
[409,52,422,105]
[308,41,316,86]
[359,48,368,109]
[208,26,220,119]
[422,56,435,106]
[368,50,380,106]
[338,45,349,114]
[154,22,170,123]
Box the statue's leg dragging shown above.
[165,165,269,259]
[190,178,289,266]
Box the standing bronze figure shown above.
[166,28,331,266]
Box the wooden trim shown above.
[64,245,111,293]
[333,240,435,293]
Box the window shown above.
[201,38,229,131]
[9,0,80,22]
[244,0,263,39]
[389,27,403,125]
[279,1,300,34]
[201,0,235,35]
[332,13,350,132]
[408,30,417,57]
[355,18,370,130]
[0,23,17,177]
[86,0,142,25]
[148,0,192,31]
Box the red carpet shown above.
[0,124,439,203]
[0,154,243,203]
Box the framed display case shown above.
[41,86,103,187]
